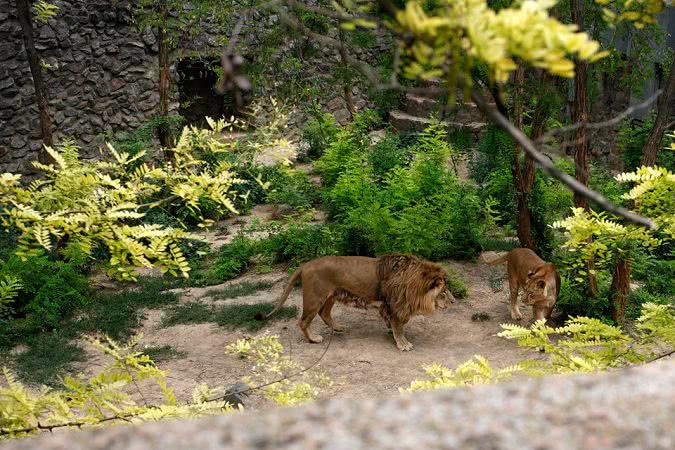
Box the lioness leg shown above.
[390,316,413,351]
[319,294,346,332]
[507,270,522,320]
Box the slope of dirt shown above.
[79,258,543,410]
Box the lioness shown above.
[263,254,447,351]
[485,248,560,321]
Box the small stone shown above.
[110,78,126,92]
[10,135,27,149]
[333,108,352,124]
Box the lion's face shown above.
[524,263,558,319]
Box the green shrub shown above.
[470,125,514,184]
[0,255,89,331]
[368,134,412,180]
[301,110,340,160]
[266,167,319,209]
[315,110,379,188]
[445,269,468,299]
[626,288,673,320]
[213,237,260,281]
[261,222,344,268]
[321,121,483,260]
[554,275,612,321]
[349,29,377,48]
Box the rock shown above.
[54,110,65,125]
[0,42,17,62]
[333,108,352,124]
[35,26,58,50]
[110,78,126,92]
[142,28,157,47]
[326,97,343,111]
[10,135,27,149]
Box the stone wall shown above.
[0,0,167,173]
[5,359,674,449]
[0,1,385,173]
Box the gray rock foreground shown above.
[5,360,674,450]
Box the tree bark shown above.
[610,256,631,325]
[157,6,174,157]
[511,66,537,250]
[570,0,598,296]
[571,0,589,211]
[338,30,354,118]
[16,0,54,163]
[640,62,675,167]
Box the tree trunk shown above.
[338,30,354,118]
[571,0,589,211]
[157,8,174,157]
[511,66,536,250]
[610,257,631,325]
[640,62,675,167]
[16,0,54,163]
[570,0,597,296]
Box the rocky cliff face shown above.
[0,0,165,173]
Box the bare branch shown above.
[470,90,656,229]
[537,91,662,144]
[273,2,657,229]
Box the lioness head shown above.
[524,263,558,320]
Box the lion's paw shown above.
[332,324,346,332]
[308,334,324,343]
[396,340,413,351]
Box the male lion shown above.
[263,254,447,351]
[484,248,560,321]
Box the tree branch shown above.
[537,91,662,145]
[470,90,656,229]
[274,1,657,229]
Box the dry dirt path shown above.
[81,257,542,410]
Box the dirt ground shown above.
[79,255,545,410]
[75,156,552,410]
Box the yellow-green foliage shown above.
[553,163,673,283]
[405,303,674,392]
[0,335,236,440]
[0,276,22,317]
[403,356,528,392]
[33,0,59,24]
[0,118,245,281]
[615,165,675,238]
[387,0,662,85]
[226,335,331,406]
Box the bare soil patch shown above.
[77,257,541,410]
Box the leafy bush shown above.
[554,274,612,321]
[368,134,412,180]
[212,237,259,281]
[318,121,484,260]
[301,110,340,160]
[0,117,247,281]
[444,268,468,299]
[261,222,344,268]
[618,116,675,171]
[266,167,319,209]
[405,303,675,392]
[0,255,89,331]
[470,125,514,184]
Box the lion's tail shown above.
[262,267,303,319]
[482,252,508,266]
